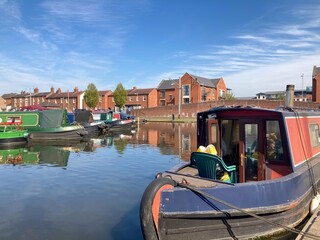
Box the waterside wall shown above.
[132,99,320,120]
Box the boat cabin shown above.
[197,107,298,183]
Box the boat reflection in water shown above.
[0,130,137,167]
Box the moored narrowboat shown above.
[140,86,320,240]
[0,109,87,141]
[73,109,102,135]
[0,117,28,147]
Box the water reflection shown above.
[131,122,197,161]
[0,123,196,167]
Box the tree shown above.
[84,83,99,109]
[225,92,236,100]
[113,83,127,109]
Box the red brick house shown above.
[157,79,177,106]
[11,91,32,109]
[0,96,5,110]
[157,72,227,106]
[107,87,158,111]
[46,87,84,111]
[1,93,17,109]
[31,87,54,106]
[312,65,320,102]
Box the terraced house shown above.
[157,72,227,106]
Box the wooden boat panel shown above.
[0,112,39,127]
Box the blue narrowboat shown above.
[140,86,320,239]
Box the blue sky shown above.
[0,0,319,97]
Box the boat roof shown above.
[198,105,320,119]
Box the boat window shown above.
[209,122,217,147]
[221,120,239,164]
[244,123,258,181]
[309,124,320,148]
[266,121,283,161]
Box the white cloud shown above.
[225,53,318,97]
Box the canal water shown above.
[0,122,300,240]
[0,122,196,240]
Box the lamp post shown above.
[136,92,139,109]
[178,77,181,119]
[301,73,304,101]
[67,89,69,111]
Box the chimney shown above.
[133,86,137,90]
[56,88,61,94]
[74,87,78,93]
[285,85,294,108]
[51,87,54,93]
[34,87,39,93]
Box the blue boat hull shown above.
[141,157,320,239]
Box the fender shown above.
[140,177,176,240]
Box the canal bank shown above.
[138,116,196,123]
[295,209,320,240]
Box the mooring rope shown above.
[177,181,320,240]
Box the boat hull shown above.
[99,119,136,132]
[0,130,28,147]
[140,157,320,240]
[27,126,87,141]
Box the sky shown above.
[0,0,320,97]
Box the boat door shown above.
[239,120,265,182]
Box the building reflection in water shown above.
[131,122,197,161]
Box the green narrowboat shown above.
[0,109,87,142]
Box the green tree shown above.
[225,92,236,100]
[114,138,129,154]
[114,83,127,109]
[275,93,285,100]
[84,83,99,109]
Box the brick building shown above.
[157,72,227,107]
[46,87,84,111]
[1,93,17,110]
[0,96,5,110]
[312,65,320,102]
[107,87,158,111]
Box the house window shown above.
[112,97,114,102]
[160,100,165,106]
[160,91,165,99]
[183,85,190,104]
[136,95,139,102]
[183,85,190,96]
[143,96,146,101]
[183,98,189,104]
[309,124,320,148]
[73,99,75,104]
[219,90,225,98]
[129,96,133,102]
[55,99,57,104]
[201,87,206,102]
[61,98,63,103]
[169,94,173,101]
